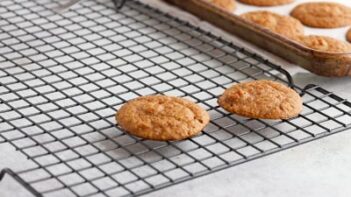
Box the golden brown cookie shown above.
[297,35,351,53]
[116,95,210,141]
[241,11,304,39]
[291,2,351,28]
[218,80,302,119]
[207,0,236,12]
[346,28,351,43]
[238,0,293,6]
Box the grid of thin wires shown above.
[0,0,351,196]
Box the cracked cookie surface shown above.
[241,11,304,39]
[218,80,302,119]
[116,95,210,141]
[291,2,351,28]
[207,0,236,12]
[297,35,351,53]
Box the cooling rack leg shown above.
[0,168,42,197]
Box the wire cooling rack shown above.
[1,0,351,196]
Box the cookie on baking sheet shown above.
[238,0,293,6]
[116,95,210,141]
[207,0,236,12]
[346,28,351,43]
[240,11,304,39]
[297,35,351,53]
[218,80,302,119]
[291,2,351,28]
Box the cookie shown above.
[116,95,210,141]
[207,0,236,12]
[241,11,304,39]
[291,2,351,28]
[346,28,351,43]
[297,35,351,53]
[218,80,302,119]
[238,0,293,6]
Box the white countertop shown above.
[1,0,351,196]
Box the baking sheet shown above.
[161,0,351,77]
[144,0,351,75]
[233,0,351,42]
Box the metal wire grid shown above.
[0,0,350,196]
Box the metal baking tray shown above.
[164,0,351,77]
